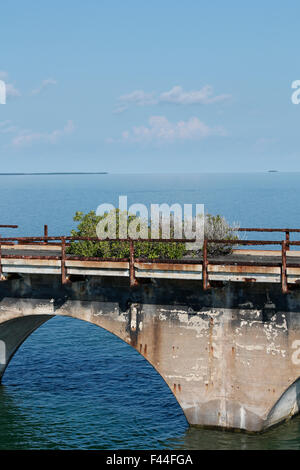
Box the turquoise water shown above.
[0,172,300,450]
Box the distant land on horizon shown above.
[0,172,108,176]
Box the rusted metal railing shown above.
[44,225,48,245]
[281,240,288,294]
[0,226,300,292]
[0,237,2,280]
[237,227,300,251]
[129,240,137,287]
[202,239,209,290]
[61,237,67,284]
[0,227,17,277]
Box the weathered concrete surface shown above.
[0,273,299,432]
[4,245,300,284]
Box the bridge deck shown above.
[1,244,300,285]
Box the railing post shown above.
[129,240,137,287]
[285,231,290,251]
[44,225,48,245]
[281,240,288,294]
[0,236,2,280]
[61,236,67,285]
[203,239,210,290]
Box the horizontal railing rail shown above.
[238,228,300,232]
[236,227,300,248]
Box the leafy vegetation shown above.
[67,210,186,259]
[67,210,239,259]
[204,214,239,256]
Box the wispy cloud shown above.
[0,71,21,98]
[0,120,18,134]
[0,73,57,98]
[111,115,226,144]
[11,120,74,148]
[31,78,57,95]
[114,85,231,112]
[159,85,231,105]
[0,121,11,129]
[5,83,21,98]
[114,90,156,113]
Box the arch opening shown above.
[0,313,188,448]
[265,377,300,429]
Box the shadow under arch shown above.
[0,314,53,380]
[265,377,300,429]
[0,312,188,430]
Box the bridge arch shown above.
[1,282,300,433]
[265,377,300,429]
[0,309,188,427]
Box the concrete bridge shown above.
[0,229,300,432]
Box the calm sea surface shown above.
[0,172,300,450]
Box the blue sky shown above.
[0,1,299,173]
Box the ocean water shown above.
[0,172,300,450]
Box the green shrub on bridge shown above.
[67,210,187,259]
[67,210,239,259]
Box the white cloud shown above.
[0,71,21,98]
[31,78,57,95]
[11,120,74,148]
[119,115,226,143]
[0,73,57,98]
[0,121,11,128]
[159,85,231,105]
[0,121,18,134]
[1,126,18,134]
[115,85,231,112]
[119,90,156,106]
[114,90,156,113]
[5,83,21,98]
